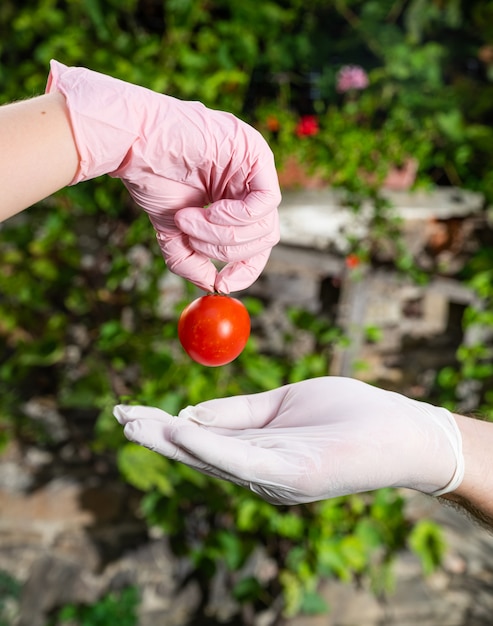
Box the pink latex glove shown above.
[114,377,464,506]
[46,60,281,293]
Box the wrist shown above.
[46,60,140,183]
[426,406,465,497]
[440,413,493,521]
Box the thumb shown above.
[179,386,287,429]
[214,249,271,293]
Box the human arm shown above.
[45,60,280,292]
[114,376,465,503]
[439,413,493,528]
[0,92,79,222]
[0,60,281,292]
[114,376,493,528]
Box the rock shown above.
[19,553,100,626]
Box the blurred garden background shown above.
[2,1,493,625]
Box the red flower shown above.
[296,115,319,137]
[345,253,361,269]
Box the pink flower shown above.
[336,65,369,93]
[296,115,319,137]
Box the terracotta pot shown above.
[278,155,418,192]
[277,155,328,190]
[382,157,419,191]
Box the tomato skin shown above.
[178,294,251,367]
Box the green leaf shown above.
[233,576,262,602]
[270,511,305,539]
[300,590,328,615]
[216,530,246,570]
[408,519,446,575]
[118,443,174,496]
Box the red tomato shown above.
[178,294,251,367]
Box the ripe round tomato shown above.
[178,294,251,367]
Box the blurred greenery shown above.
[2,0,493,621]
[47,586,140,626]
[0,570,21,626]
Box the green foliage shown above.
[0,570,21,626]
[257,1,493,201]
[436,244,493,418]
[409,519,447,576]
[47,586,139,626]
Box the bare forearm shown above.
[0,92,79,222]
[440,413,493,530]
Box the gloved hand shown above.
[46,60,281,293]
[114,376,464,506]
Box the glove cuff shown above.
[45,59,139,184]
[430,409,465,497]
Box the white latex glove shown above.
[46,60,281,293]
[113,377,464,506]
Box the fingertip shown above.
[179,405,217,425]
[123,421,136,439]
[122,421,159,454]
[214,269,255,294]
[215,250,271,292]
[161,237,218,291]
[114,404,133,424]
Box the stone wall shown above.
[247,187,489,406]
